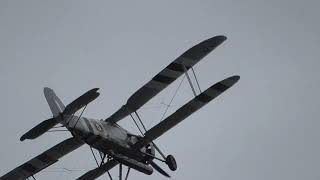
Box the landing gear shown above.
[130,111,177,176]
[165,155,177,171]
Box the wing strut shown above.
[88,147,114,180]
[129,111,167,161]
[119,164,123,180]
[191,67,202,93]
[135,112,168,161]
[128,110,171,177]
[125,167,131,180]
[184,64,202,97]
[90,146,100,167]
[184,65,197,96]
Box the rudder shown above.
[44,87,65,117]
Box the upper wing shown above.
[133,76,240,149]
[105,35,227,123]
[76,160,118,180]
[1,137,84,180]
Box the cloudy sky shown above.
[0,1,319,180]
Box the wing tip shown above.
[20,135,26,141]
[200,35,227,49]
[43,87,53,93]
[231,75,240,81]
[215,35,227,41]
[221,75,240,88]
[209,35,227,44]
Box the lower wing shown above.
[134,75,240,149]
[1,137,84,180]
[76,160,118,180]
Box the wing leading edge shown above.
[105,35,227,123]
[0,137,84,180]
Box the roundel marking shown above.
[94,122,103,132]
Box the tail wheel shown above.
[165,155,177,171]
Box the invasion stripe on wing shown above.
[196,77,238,103]
[37,153,55,164]
[146,80,167,90]
[167,62,188,72]
[159,68,182,79]
[21,163,37,174]
[149,62,192,89]
[213,82,229,92]
[152,74,175,84]
[196,93,212,103]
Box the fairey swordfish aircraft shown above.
[1,35,239,180]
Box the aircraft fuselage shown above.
[64,115,151,162]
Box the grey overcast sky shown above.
[1,0,320,180]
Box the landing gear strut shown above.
[165,155,177,171]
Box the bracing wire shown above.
[159,75,186,121]
[73,105,87,128]
[130,114,144,136]
[41,167,91,173]
[125,168,131,180]
[90,146,100,167]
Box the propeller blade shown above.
[63,88,99,115]
[150,161,170,178]
[20,117,58,141]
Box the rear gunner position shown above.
[1,35,240,180]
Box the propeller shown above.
[150,161,170,178]
[20,88,100,141]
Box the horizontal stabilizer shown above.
[63,88,100,115]
[134,75,240,148]
[21,88,100,141]
[20,118,58,141]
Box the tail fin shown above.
[44,87,65,117]
[20,88,65,141]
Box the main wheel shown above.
[166,155,177,171]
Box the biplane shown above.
[0,35,239,180]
